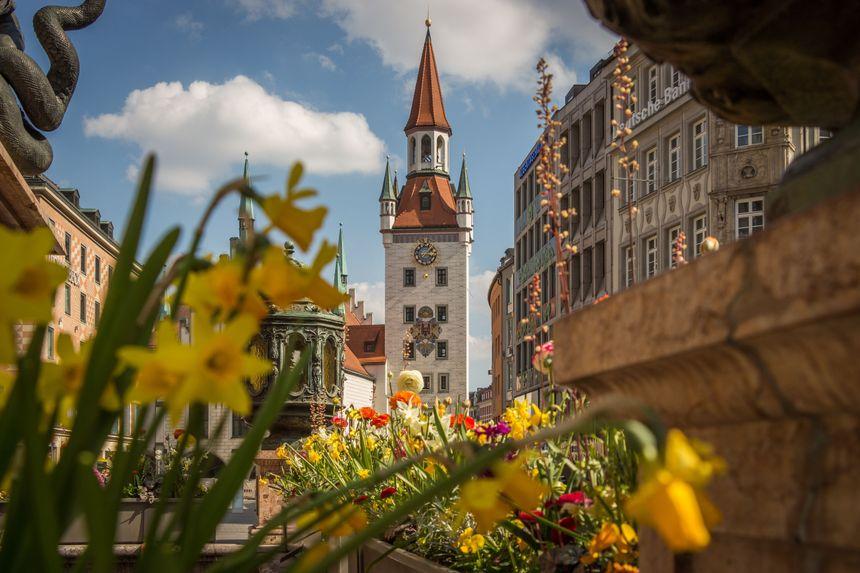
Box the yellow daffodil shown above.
[184,256,267,321]
[37,336,115,426]
[307,449,321,463]
[626,429,724,553]
[457,458,549,532]
[261,163,328,252]
[276,443,289,459]
[357,468,370,479]
[253,243,346,310]
[396,370,423,393]
[0,227,67,363]
[457,527,485,554]
[119,321,187,408]
[170,316,271,418]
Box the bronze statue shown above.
[0,0,105,175]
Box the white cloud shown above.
[304,52,338,71]
[349,281,386,322]
[469,269,496,320]
[172,12,204,39]
[84,76,385,196]
[469,334,491,362]
[235,0,300,20]
[328,43,344,55]
[319,0,615,92]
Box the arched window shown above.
[284,334,308,392]
[323,337,338,393]
[421,135,432,164]
[436,135,445,169]
[410,137,416,165]
[420,193,431,211]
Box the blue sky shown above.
[19,0,615,390]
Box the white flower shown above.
[396,370,423,393]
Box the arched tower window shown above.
[284,334,308,392]
[410,137,416,166]
[436,135,445,170]
[421,135,432,164]
[420,193,431,211]
[323,337,338,394]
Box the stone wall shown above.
[553,187,860,571]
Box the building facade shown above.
[380,21,473,407]
[488,248,514,418]
[472,385,494,423]
[511,45,827,406]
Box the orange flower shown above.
[450,414,476,430]
[389,390,421,409]
[371,413,390,428]
[359,407,376,420]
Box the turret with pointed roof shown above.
[456,152,474,237]
[404,23,451,135]
[456,152,472,199]
[239,151,255,243]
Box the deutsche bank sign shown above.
[621,79,691,131]
[517,141,542,179]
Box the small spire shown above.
[337,222,348,283]
[456,151,472,199]
[239,152,255,242]
[378,156,396,202]
[393,169,399,198]
[425,5,431,29]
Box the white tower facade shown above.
[379,22,473,406]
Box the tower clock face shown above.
[414,239,438,265]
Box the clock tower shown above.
[379,18,473,406]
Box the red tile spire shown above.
[404,23,451,135]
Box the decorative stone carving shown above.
[0,1,106,175]
[645,207,653,224]
[693,184,701,201]
[740,163,757,179]
[668,195,676,213]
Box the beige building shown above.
[511,46,826,406]
[487,248,514,418]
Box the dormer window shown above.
[420,193,431,210]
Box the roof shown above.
[393,175,458,229]
[346,324,386,365]
[343,344,371,378]
[404,30,451,134]
[456,153,472,199]
[378,157,396,202]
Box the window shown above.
[736,125,763,147]
[363,341,376,353]
[668,225,682,268]
[421,135,432,163]
[108,266,113,285]
[95,256,101,284]
[80,245,87,275]
[404,305,416,323]
[436,135,445,169]
[693,119,708,169]
[668,134,680,182]
[410,137,416,165]
[419,193,431,210]
[45,325,54,360]
[436,340,448,359]
[736,197,765,238]
[80,292,87,323]
[422,374,432,392]
[645,147,657,194]
[438,373,449,393]
[231,411,247,438]
[582,247,593,299]
[624,246,634,287]
[436,267,448,286]
[436,305,448,322]
[594,170,605,221]
[594,101,606,148]
[594,241,606,294]
[625,168,635,204]
[570,254,581,301]
[94,300,101,323]
[403,268,416,287]
[693,214,707,258]
[670,65,681,87]
[645,236,658,278]
[648,65,659,103]
[64,284,71,315]
[819,129,833,141]
[582,179,593,227]
[200,405,209,439]
[64,232,71,263]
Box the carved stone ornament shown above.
[741,164,757,179]
[645,207,653,224]
[0,1,106,175]
[693,183,701,201]
[668,195,676,212]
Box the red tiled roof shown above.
[404,31,451,134]
[347,324,385,365]
[345,305,362,326]
[343,344,371,378]
[393,175,458,229]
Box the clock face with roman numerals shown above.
[414,239,437,266]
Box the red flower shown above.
[551,516,578,545]
[518,510,544,523]
[389,391,421,409]
[449,414,476,430]
[371,414,390,428]
[332,416,348,429]
[557,491,591,506]
[353,495,369,504]
[359,407,376,420]
[379,486,397,499]
[173,429,185,440]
